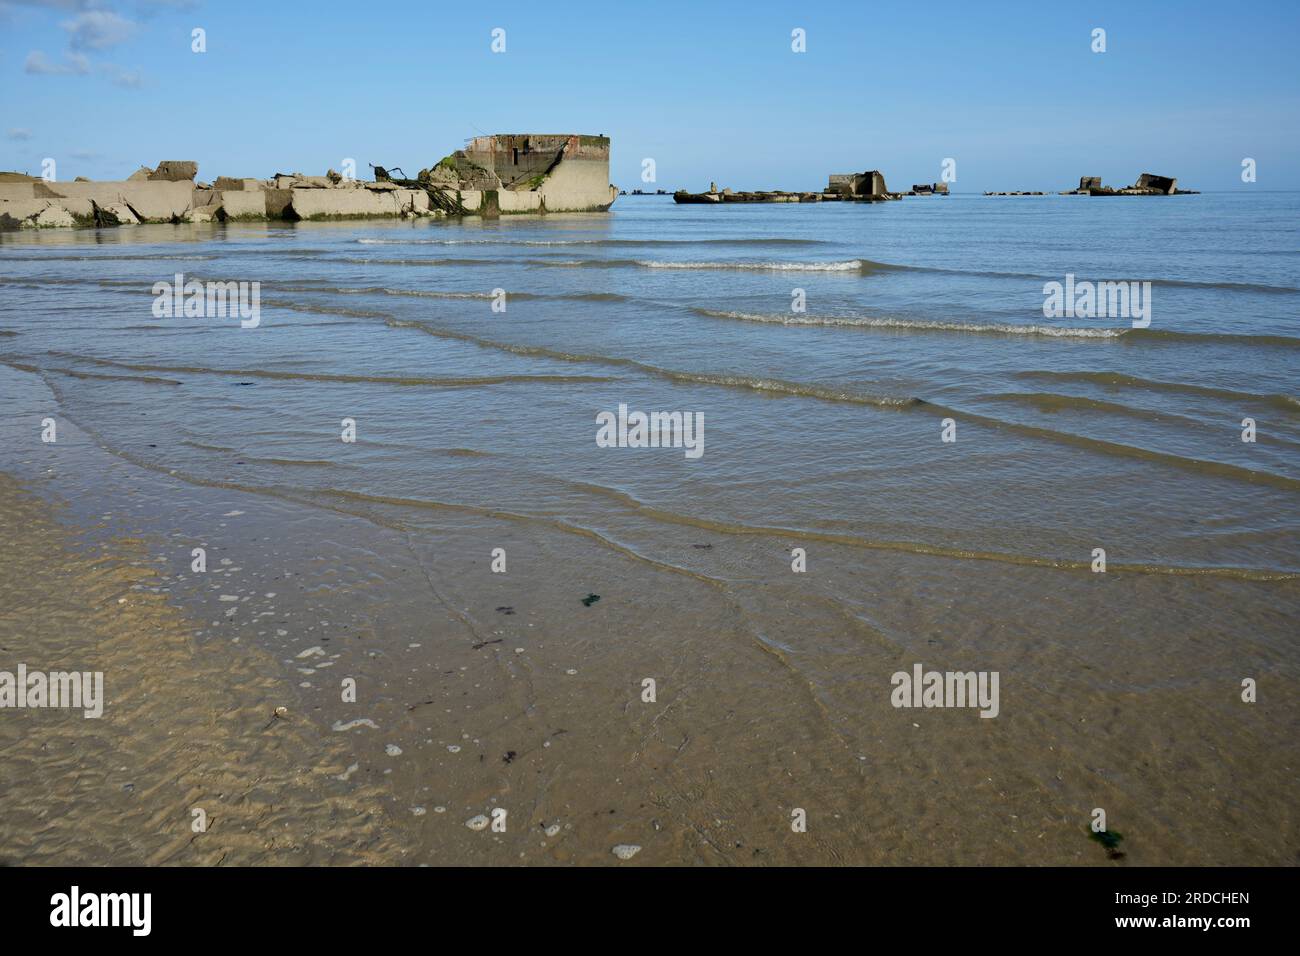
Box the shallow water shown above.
[3,194,1297,579]
[2,195,1297,864]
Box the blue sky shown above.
[1,0,1297,191]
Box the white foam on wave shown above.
[638,259,866,271]
[357,238,601,246]
[698,310,1128,338]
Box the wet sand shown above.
[0,467,404,864]
[2,363,1295,865]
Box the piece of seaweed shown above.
[1090,829,1126,859]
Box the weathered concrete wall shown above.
[1135,173,1177,194]
[826,171,890,198]
[538,157,617,212]
[457,134,615,213]
[284,187,429,220]
[0,197,96,228]
[498,189,543,213]
[219,191,267,220]
[2,133,616,228]
[0,183,46,200]
[461,134,608,184]
[2,180,193,221]
[47,180,196,221]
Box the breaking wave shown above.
[637,258,886,272]
[694,310,1300,346]
[355,237,827,247]
[694,309,1128,338]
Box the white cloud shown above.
[24,49,91,74]
[100,62,143,88]
[63,9,136,50]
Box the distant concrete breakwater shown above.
[673,170,949,204]
[673,168,1196,204]
[985,173,1199,197]
[0,133,618,230]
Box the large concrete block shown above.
[148,161,198,182]
[220,190,268,220]
[35,205,77,227]
[498,189,543,213]
[49,180,194,222]
[55,198,94,219]
[286,188,404,219]
[1135,173,1177,195]
[0,199,50,227]
[101,203,140,225]
[394,188,430,213]
[263,188,294,218]
[537,157,617,211]
[0,198,93,228]
[0,183,38,200]
[213,177,266,191]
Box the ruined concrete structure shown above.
[0,134,618,229]
[673,168,946,205]
[826,170,899,201]
[438,134,618,213]
[673,184,822,204]
[1059,173,1195,196]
